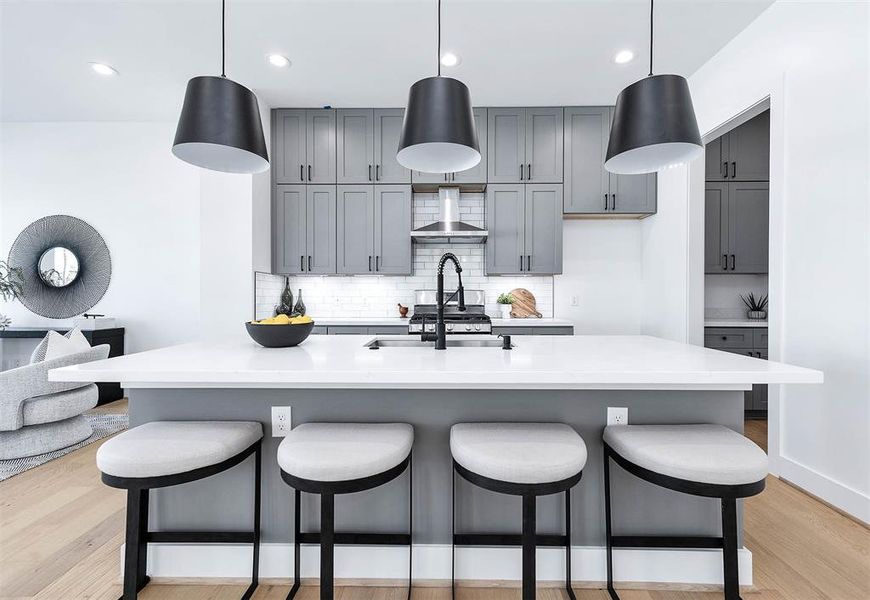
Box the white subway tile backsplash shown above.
[255,192,554,320]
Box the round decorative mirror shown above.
[38,246,80,287]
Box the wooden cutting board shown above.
[509,288,542,318]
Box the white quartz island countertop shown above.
[50,334,823,391]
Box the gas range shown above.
[407,290,492,335]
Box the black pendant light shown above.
[397,0,480,174]
[605,0,702,174]
[172,0,269,174]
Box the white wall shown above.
[705,274,768,319]
[660,0,869,520]
[0,122,201,353]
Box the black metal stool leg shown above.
[565,489,575,600]
[603,451,619,600]
[286,489,301,600]
[451,467,456,600]
[320,493,335,600]
[136,489,150,590]
[242,444,262,600]
[407,454,413,600]
[522,494,536,600]
[121,488,148,600]
[722,497,741,600]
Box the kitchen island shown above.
[51,334,822,587]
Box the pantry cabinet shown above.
[705,181,769,274]
[706,111,769,181]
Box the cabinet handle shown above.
[604,194,609,210]
[722,336,728,341]
[730,254,736,270]
[301,255,305,272]
[308,165,312,181]
[527,163,532,180]
[368,165,372,181]
[519,164,524,181]
[376,256,379,271]
[732,162,736,178]
[519,256,524,271]
[756,352,762,359]
[308,255,312,271]
[444,173,448,182]
[526,255,531,271]
[368,256,372,271]
[722,254,728,270]
[300,164,305,181]
[451,173,455,181]
[376,164,380,181]
[611,194,616,211]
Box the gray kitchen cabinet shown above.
[492,326,574,336]
[705,327,769,414]
[273,109,336,184]
[335,185,411,275]
[374,185,412,274]
[373,109,410,183]
[704,327,755,348]
[336,110,374,184]
[563,106,656,217]
[486,184,563,275]
[311,326,328,335]
[273,110,307,184]
[487,108,563,184]
[305,186,337,274]
[706,111,769,181]
[326,325,407,335]
[273,185,307,274]
[327,326,370,335]
[705,181,768,274]
[524,185,563,274]
[336,185,375,274]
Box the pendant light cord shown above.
[436,0,442,77]
[221,0,226,77]
[648,0,654,76]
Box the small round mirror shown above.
[38,247,80,287]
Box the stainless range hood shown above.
[411,187,488,244]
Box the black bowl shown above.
[245,321,315,348]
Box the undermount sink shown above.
[364,336,510,349]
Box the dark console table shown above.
[0,327,125,405]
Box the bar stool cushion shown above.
[603,424,768,486]
[450,423,587,485]
[97,421,263,479]
[277,423,414,482]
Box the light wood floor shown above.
[1,402,867,600]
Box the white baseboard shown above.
[141,544,752,586]
[778,456,870,524]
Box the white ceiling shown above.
[0,0,774,122]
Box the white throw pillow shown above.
[29,327,92,363]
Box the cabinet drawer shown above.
[753,329,768,349]
[704,328,755,348]
[368,326,409,335]
[718,347,757,358]
[326,326,370,335]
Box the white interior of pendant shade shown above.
[604,141,703,174]
[397,142,481,174]
[172,142,269,174]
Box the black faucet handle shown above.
[499,334,512,350]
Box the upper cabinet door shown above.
[704,183,729,273]
[525,108,563,183]
[729,111,769,181]
[373,185,412,274]
[452,107,488,184]
[306,110,336,183]
[563,107,611,214]
[728,181,769,274]
[336,185,374,274]
[705,135,729,181]
[485,184,526,274]
[305,186,337,274]
[373,109,411,183]
[524,185,563,274]
[610,172,656,214]
[273,185,307,274]
[487,108,525,183]
[274,110,307,184]
[336,109,374,184]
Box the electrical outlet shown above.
[571,295,580,307]
[271,406,292,437]
[607,407,628,426]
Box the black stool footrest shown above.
[454,533,569,547]
[298,532,410,545]
[611,535,723,549]
[146,531,256,544]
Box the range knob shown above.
[446,323,454,332]
[426,324,435,332]
[465,324,472,331]
[474,324,481,331]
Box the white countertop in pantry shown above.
[705,320,769,328]
[312,317,574,328]
[50,334,821,391]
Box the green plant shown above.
[740,292,768,312]
[0,261,24,302]
[496,293,515,305]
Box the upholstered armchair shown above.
[0,344,110,460]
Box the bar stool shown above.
[277,423,414,600]
[602,424,768,600]
[450,423,587,600]
[96,420,263,600]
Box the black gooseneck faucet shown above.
[422,252,466,350]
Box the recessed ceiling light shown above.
[613,50,635,64]
[89,62,118,76]
[267,54,291,68]
[440,52,461,67]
